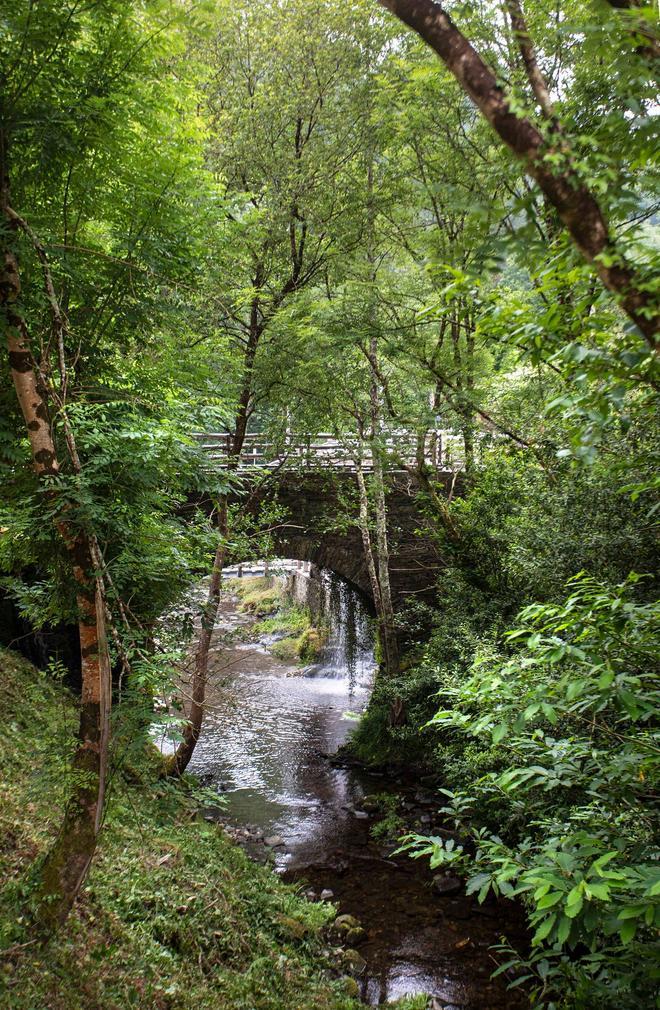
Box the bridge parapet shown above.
[194,430,465,473]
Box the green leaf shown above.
[532,914,556,945]
[619,920,637,945]
[492,722,509,744]
[537,891,563,910]
[556,915,572,946]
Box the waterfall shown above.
[308,569,374,690]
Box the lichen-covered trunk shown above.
[450,307,476,478]
[36,571,111,930]
[2,239,111,930]
[369,438,400,677]
[356,464,385,621]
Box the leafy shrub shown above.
[405,574,660,1008]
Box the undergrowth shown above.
[0,648,364,1010]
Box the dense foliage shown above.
[1,1,658,1008]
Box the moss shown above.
[0,648,363,1010]
[253,605,309,637]
[251,599,329,665]
[228,576,284,617]
[298,625,328,662]
[270,635,301,661]
[268,623,329,665]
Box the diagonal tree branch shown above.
[376,0,658,347]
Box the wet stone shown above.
[342,948,367,976]
[342,977,360,998]
[432,874,462,897]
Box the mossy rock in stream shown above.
[269,623,329,664]
[298,625,328,662]
[270,635,301,661]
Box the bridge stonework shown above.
[240,471,452,611]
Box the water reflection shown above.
[189,571,375,867]
[185,564,526,1008]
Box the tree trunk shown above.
[165,306,259,776]
[2,232,111,930]
[165,498,228,776]
[369,375,400,676]
[450,307,475,477]
[355,462,385,620]
[377,0,658,346]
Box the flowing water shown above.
[174,565,526,1007]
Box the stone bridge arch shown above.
[236,471,451,611]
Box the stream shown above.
[169,564,526,1007]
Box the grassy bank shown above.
[230,575,329,664]
[0,648,419,1010]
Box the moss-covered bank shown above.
[0,649,420,1010]
[230,575,329,664]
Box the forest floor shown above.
[0,648,423,1010]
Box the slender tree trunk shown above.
[166,302,260,776]
[377,0,658,346]
[355,462,385,621]
[2,205,111,929]
[450,308,476,476]
[368,346,400,676]
[165,498,228,776]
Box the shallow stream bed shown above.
[183,572,526,1007]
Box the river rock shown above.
[353,810,369,819]
[265,835,284,847]
[342,977,360,998]
[432,873,462,897]
[320,888,334,901]
[345,926,367,946]
[360,794,380,812]
[342,948,367,976]
[333,914,361,931]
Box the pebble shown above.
[320,888,334,900]
[354,810,369,819]
[265,835,284,847]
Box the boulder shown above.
[342,976,360,998]
[342,948,367,976]
[432,873,462,897]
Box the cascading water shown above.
[306,569,374,688]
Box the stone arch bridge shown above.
[197,432,462,610]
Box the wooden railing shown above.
[194,431,466,473]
